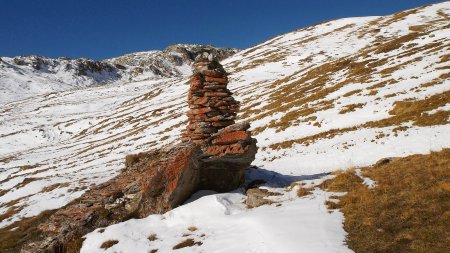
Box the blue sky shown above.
[0,0,443,60]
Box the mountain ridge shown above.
[0,44,238,105]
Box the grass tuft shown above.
[100,240,119,249]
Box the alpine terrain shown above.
[0,2,449,253]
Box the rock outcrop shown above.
[107,44,239,79]
[20,143,202,253]
[18,56,256,253]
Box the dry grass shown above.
[0,210,56,253]
[339,103,365,114]
[269,90,450,149]
[125,151,150,167]
[187,226,197,232]
[41,182,70,192]
[297,186,312,197]
[172,238,202,250]
[343,89,362,97]
[100,239,119,249]
[380,9,419,27]
[413,111,449,126]
[319,149,450,253]
[148,233,158,241]
[389,91,449,117]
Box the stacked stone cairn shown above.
[18,54,257,253]
[183,54,255,157]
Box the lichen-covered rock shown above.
[21,143,202,253]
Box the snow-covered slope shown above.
[0,56,123,105]
[0,2,449,252]
[0,45,238,104]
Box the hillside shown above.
[0,44,238,104]
[0,2,449,252]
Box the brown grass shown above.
[100,240,119,249]
[319,149,450,253]
[125,151,150,167]
[389,91,450,117]
[148,233,158,241]
[375,33,421,54]
[41,182,70,192]
[339,103,365,114]
[343,89,362,97]
[413,111,450,126]
[187,226,197,232]
[297,186,312,197]
[269,90,450,149]
[0,210,57,253]
[172,238,202,250]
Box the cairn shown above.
[17,53,257,253]
[183,54,240,145]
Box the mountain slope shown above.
[0,45,238,104]
[0,56,122,105]
[0,2,449,252]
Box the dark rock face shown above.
[74,59,118,76]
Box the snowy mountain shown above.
[0,56,122,105]
[0,44,238,104]
[0,2,449,252]
[107,44,239,80]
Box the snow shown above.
[0,56,123,105]
[81,173,351,253]
[0,1,449,252]
[354,169,376,189]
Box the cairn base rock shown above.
[20,137,256,253]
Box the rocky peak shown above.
[10,55,120,77]
[163,44,239,65]
[107,44,239,80]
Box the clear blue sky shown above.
[0,0,444,60]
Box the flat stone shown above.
[212,101,229,107]
[205,76,228,84]
[187,122,211,129]
[193,96,209,105]
[205,115,233,122]
[205,91,229,97]
[187,113,208,120]
[190,107,214,115]
[217,122,250,134]
[200,69,225,78]
[211,120,235,127]
[204,85,228,90]
[212,131,250,145]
